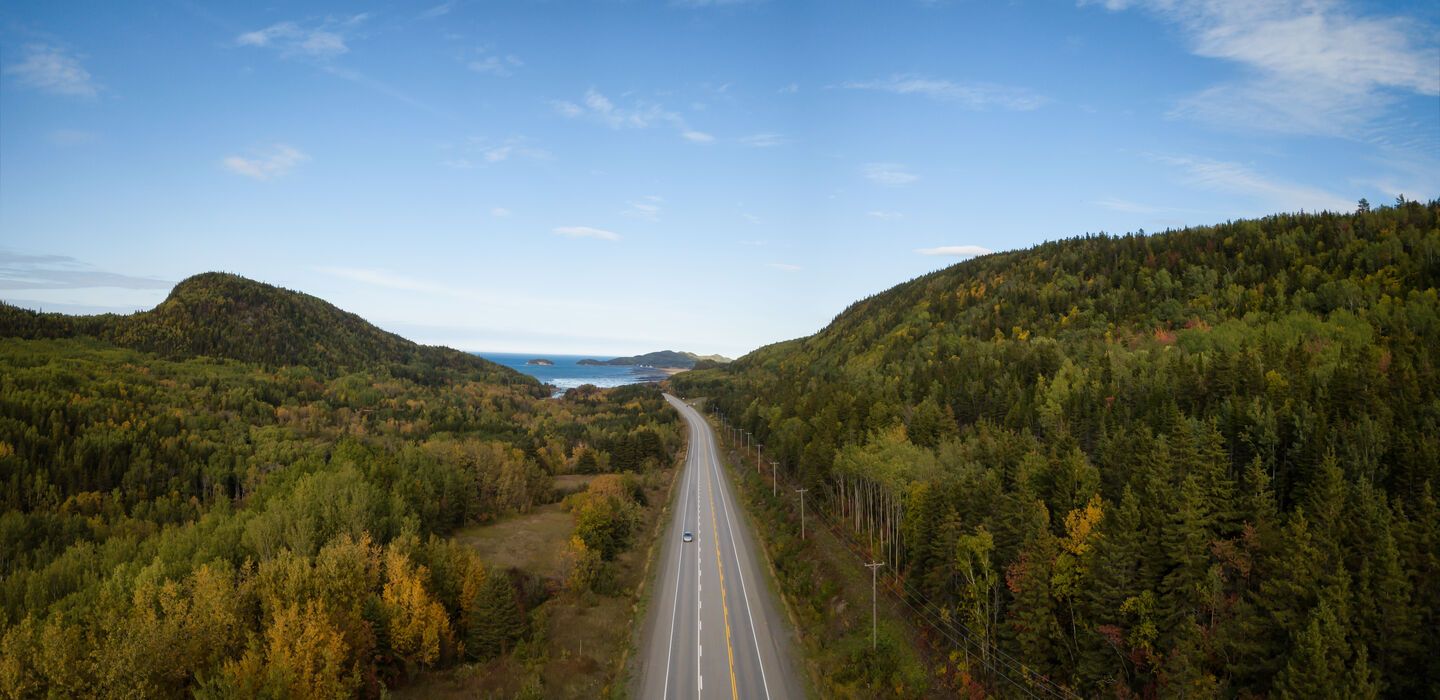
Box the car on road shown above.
[683,531,693,542]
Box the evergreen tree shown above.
[467,569,523,660]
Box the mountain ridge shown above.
[0,272,535,386]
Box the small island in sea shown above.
[525,358,555,366]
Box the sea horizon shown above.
[473,351,670,390]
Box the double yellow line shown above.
[705,437,739,700]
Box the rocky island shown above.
[525,358,555,366]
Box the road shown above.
[637,394,804,699]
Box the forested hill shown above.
[0,272,532,385]
[578,350,727,368]
[673,199,1440,697]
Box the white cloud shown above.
[778,83,799,94]
[445,136,549,167]
[741,214,762,225]
[766,263,802,271]
[740,239,767,246]
[469,54,523,77]
[623,201,661,222]
[916,245,993,257]
[863,163,919,186]
[4,44,98,98]
[236,16,368,59]
[740,133,787,147]
[554,226,621,241]
[222,143,310,180]
[554,88,709,143]
[419,2,454,19]
[1155,154,1353,212]
[1082,0,1439,138]
[842,74,1048,111]
[491,207,512,217]
[868,210,903,218]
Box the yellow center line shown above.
[706,442,739,700]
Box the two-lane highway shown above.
[638,395,803,699]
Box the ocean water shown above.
[474,352,670,390]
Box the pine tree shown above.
[1271,596,1378,700]
[467,568,523,660]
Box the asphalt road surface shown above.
[637,394,804,699]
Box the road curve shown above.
[637,394,804,699]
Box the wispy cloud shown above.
[1083,0,1439,138]
[765,263,802,271]
[553,89,710,143]
[222,143,310,180]
[469,54,524,77]
[554,226,621,241]
[863,163,919,186]
[491,207,512,217]
[419,2,454,19]
[0,251,171,290]
[4,44,99,98]
[740,133,787,147]
[842,74,1048,111]
[442,137,549,168]
[868,210,903,218]
[622,199,662,222]
[916,245,993,257]
[778,83,799,94]
[1155,154,1353,212]
[237,16,368,59]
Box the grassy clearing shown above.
[395,465,678,700]
[449,504,576,575]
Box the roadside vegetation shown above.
[676,200,1440,697]
[0,276,681,698]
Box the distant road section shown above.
[637,395,804,699]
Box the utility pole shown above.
[865,562,885,648]
[770,460,777,497]
[796,488,808,540]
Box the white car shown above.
[683,531,694,543]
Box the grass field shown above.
[395,467,677,699]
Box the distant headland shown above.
[575,350,732,371]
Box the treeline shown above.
[0,332,678,695]
[675,200,1440,697]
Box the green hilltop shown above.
[1,271,532,386]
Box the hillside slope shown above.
[1,272,531,385]
[674,200,1440,697]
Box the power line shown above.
[707,417,1079,699]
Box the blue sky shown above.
[2,0,1436,358]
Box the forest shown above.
[674,199,1440,698]
[0,275,681,698]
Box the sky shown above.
[2,0,1437,358]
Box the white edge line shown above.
[661,396,694,699]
